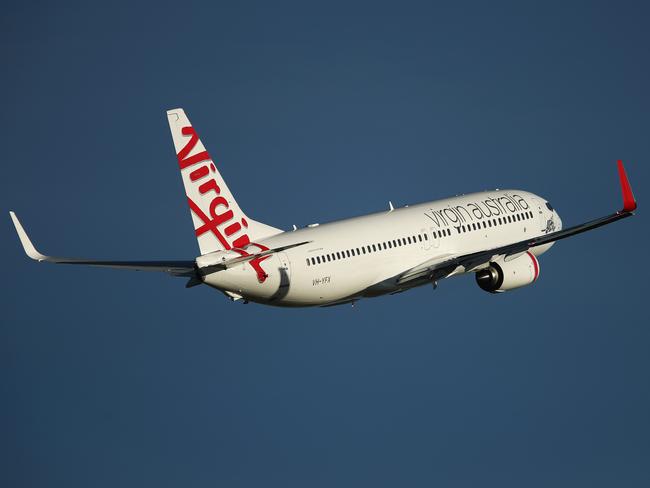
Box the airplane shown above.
[10,108,637,307]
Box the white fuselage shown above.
[9,109,634,308]
[200,190,562,307]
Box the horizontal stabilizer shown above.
[197,240,311,277]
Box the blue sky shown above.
[2,1,649,487]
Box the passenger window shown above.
[306,258,310,266]
[424,233,428,241]
[372,244,376,252]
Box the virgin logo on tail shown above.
[177,126,271,282]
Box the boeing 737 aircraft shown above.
[10,109,637,307]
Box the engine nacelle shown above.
[475,252,540,293]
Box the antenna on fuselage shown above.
[388,201,394,212]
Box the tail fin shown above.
[167,108,281,255]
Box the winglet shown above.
[617,160,637,212]
[9,212,49,261]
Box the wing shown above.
[10,212,196,277]
[398,161,637,286]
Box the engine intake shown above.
[475,252,540,293]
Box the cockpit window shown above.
[545,202,554,211]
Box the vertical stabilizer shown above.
[167,108,281,255]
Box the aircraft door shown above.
[430,227,440,248]
[421,228,431,250]
[279,251,292,289]
[269,252,292,302]
[532,198,546,231]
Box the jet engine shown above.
[475,252,539,293]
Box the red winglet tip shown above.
[617,160,637,212]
